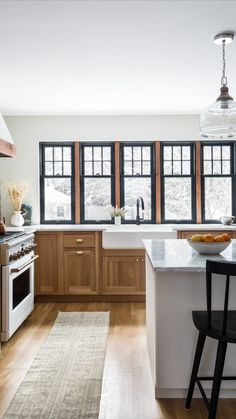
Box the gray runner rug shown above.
[4,311,110,419]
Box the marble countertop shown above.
[143,239,236,272]
[6,223,236,233]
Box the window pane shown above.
[44,178,71,221]
[143,147,150,160]
[94,147,101,161]
[164,161,172,175]
[94,162,102,175]
[204,146,211,160]
[222,146,230,160]
[45,147,53,161]
[173,146,181,160]
[124,161,132,175]
[164,146,171,160]
[45,162,53,176]
[133,161,141,175]
[213,161,221,175]
[213,146,221,160]
[173,161,181,175]
[204,178,232,220]
[133,147,141,160]
[124,147,132,160]
[124,178,152,220]
[85,162,93,175]
[103,162,111,175]
[222,161,231,175]
[54,147,62,161]
[143,161,151,175]
[164,178,192,220]
[54,162,62,175]
[84,178,111,221]
[182,161,190,175]
[182,146,190,160]
[63,147,71,161]
[85,147,92,160]
[103,147,110,160]
[63,162,71,176]
[204,161,212,175]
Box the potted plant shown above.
[110,206,127,226]
[8,182,28,226]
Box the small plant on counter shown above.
[8,182,28,211]
[110,206,127,218]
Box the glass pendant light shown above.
[200,32,236,139]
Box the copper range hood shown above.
[0,115,16,157]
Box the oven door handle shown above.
[11,255,39,273]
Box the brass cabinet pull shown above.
[76,251,83,255]
[76,238,83,243]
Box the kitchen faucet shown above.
[136,196,145,225]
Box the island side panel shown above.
[145,253,157,390]
[146,266,236,398]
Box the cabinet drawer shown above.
[64,233,95,248]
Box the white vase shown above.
[10,211,24,227]
[114,216,121,226]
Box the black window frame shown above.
[39,142,75,224]
[160,141,196,223]
[120,141,156,224]
[201,141,236,223]
[80,142,115,224]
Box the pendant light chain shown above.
[221,39,227,86]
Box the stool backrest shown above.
[206,260,236,335]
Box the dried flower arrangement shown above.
[110,206,127,218]
[8,182,28,211]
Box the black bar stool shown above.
[186,259,236,419]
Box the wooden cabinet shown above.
[63,232,99,295]
[102,250,145,295]
[35,232,60,294]
[35,231,145,300]
[177,230,234,239]
[64,249,97,294]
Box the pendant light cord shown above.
[221,40,227,86]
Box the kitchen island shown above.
[144,239,236,399]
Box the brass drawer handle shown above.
[76,239,83,243]
[76,251,83,255]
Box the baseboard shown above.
[35,294,146,303]
[155,386,236,399]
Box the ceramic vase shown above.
[10,211,24,227]
[114,216,121,226]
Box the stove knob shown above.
[17,251,22,258]
[20,250,25,256]
[11,253,18,260]
[25,247,30,254]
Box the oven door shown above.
[1,257,37,341]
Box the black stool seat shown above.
[186,259,236,419]
[193,310,236,343]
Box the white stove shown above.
[0,231,38,341]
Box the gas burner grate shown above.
[0,231,26,244]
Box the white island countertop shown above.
[143,238,236,272]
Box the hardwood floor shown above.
[0,302,235,418]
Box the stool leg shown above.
[208,341,227,419]
[186,332,206,409]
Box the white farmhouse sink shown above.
[102,224,177,248]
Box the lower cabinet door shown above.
[102,256,141,294]
[35,233,58,294]
[64,250,97,294]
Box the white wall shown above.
[0,115,200,224]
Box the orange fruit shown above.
[215,235,225,242]
[222,233,231,242]
[191,234,203,242]
[203,234,215,242]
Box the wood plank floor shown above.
[0,302,235,418]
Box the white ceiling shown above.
[0,0,236,115]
